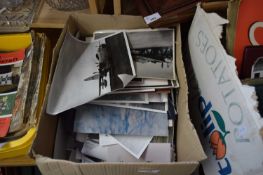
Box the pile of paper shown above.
[48,28,179,162]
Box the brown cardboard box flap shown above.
[175,25,206,162]
[36,155,199,175]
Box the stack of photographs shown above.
[93,29,178,82]
[46,31,136,115]
[48,28,179,163]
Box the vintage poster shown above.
[188,6,263,175]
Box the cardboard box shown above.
[32,14,206,175]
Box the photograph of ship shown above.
[126,29,175,80]
[131,47,172,68]
[93,29,176,80]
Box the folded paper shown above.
[47,32,135,115]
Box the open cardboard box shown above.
[32,14,206,175]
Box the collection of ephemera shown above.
[47,28,179,163]
[0,32,46,144]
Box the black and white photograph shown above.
[148,92,168,103]
[127,29,175,80]
[94,93,149,104]
[126,79,178,89]
[111,88,156,94]
[84,32,135,94]
[127,78,168,87]
[47,31,135,115]
[93,29,176,80]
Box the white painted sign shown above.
[188,5,263,175]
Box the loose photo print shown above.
[74,104,169,136]
[127,29,175,80]
[94,93,149,104]
[93,29,176,80]
[126,78,178,89]
[47,31,135,115]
